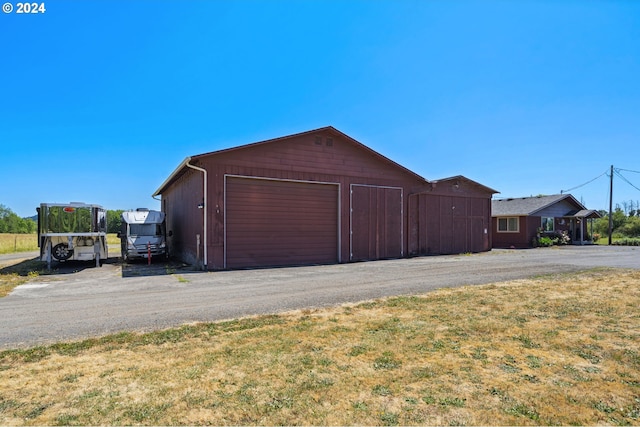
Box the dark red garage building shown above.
[153,127,497,270]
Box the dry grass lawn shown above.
[0,233,120,255]
[0,260,42,298]
[0,268,639,425]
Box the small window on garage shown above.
[498,217,519,233]
[541,217,554,232]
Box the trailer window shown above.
[130,224,162,236]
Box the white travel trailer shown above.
[37,202,108,269]
[118,209,168,262]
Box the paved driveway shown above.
[1,246,638,349]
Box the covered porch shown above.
[563,209,602,245]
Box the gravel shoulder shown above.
[1,246,638,349]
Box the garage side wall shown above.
[162,168,204,266]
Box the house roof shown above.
[153,126,426,197]
[566,209,602,219]
[491,194,588,217]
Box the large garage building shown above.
[153,127,497,270]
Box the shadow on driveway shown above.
[120,258,200,278]
[0,255,200,279]
[0,257,42,276]
[0,256,121,276]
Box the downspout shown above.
[185,159,208,269]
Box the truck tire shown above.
[52,243,73,261]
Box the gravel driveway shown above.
[1,246,638,349]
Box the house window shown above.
[498,217,519,233]
[541,217,554,232]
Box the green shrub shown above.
[538,237,554,247]
[619,217,640,238]
[612,238,640,246]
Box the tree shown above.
[619,216,640,237]
[106,210,124,234]
[0,204,36,233]
[612,208,627,231]
[593,217,610,237]
[593,206,640,239]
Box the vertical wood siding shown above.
[350,185,403,261]
[163,168,203,265]
[409,194,490,255]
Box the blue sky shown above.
[1,0,639,218]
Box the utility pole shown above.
[608,165,614,245]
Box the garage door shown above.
[350,184,403,261]
[225,176,339,269]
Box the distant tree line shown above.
[0,205,124,234]
[0,205,36,233]
[616,200,640,218]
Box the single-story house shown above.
[492,194,602,248]
[153,126,498,270]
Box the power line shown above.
[614,170,640,193]
[560,170,608,194]
[616,168,640,174]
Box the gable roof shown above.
[196,126,425,180]
[565,209,602,219]
[430,175,498,195]
[153,126,425,197]
[491,194,586,216]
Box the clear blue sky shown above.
[1,0,639,218]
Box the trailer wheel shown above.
[52,243,73,261]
